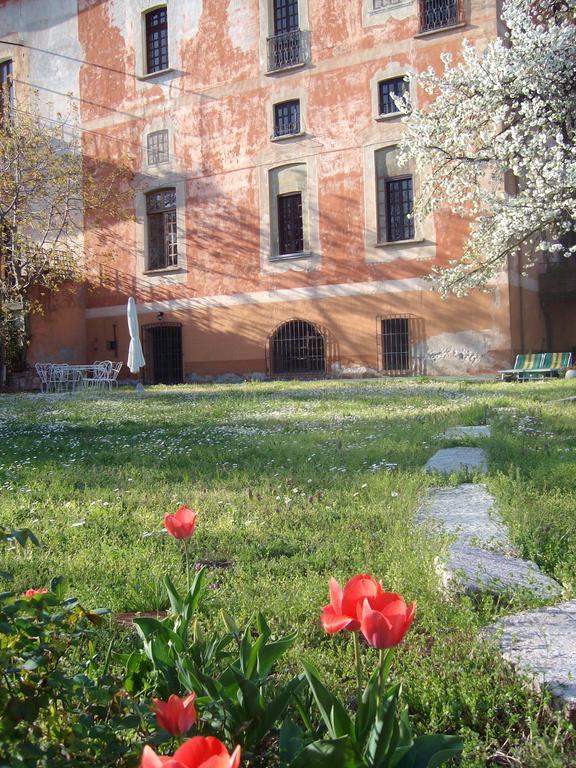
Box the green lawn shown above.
[1,378,575,766]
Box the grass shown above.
[1,377,575,766]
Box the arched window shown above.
[270,319,325,374]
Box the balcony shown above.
[267,29,305,73]
[418,0,464,33]
[539,257,576,298]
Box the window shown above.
[0,59,13,119]
[274,0,299,34]
[267,0,303,71]
[146,7,169,74]
[147,130,169,165]
[278,192,303,255]
[269,319,325,374]
[146,188,177,270]
[273,100,300,138]
[375,147,414,243]
[419,0,462,33]
[378,77,408,116]
[382,317,410,371]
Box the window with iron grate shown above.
[147,130,169,165]
[278,192,304,255]
[381,317,411,371]
[273,100,301,138]
[146,7,169,74]
[378,77,408,116]
[146,188,177,270]
[419,0,462,32]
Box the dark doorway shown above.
[270,319,325,375]
[142,323,183,384]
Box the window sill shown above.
[270,131,305,142]
[143,265,182,276]
[137,67,175,81]
[375,112,404,122]
[369,1,413,15]
[414,22,466,39]
[376,238,423,248]
[269,250,311,262]
[265,61,307,76]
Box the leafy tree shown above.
[398,0,576,295]
[0,93,130,377]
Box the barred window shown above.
[0,60,13,119]
[146,188,177,270]
[278,192,304,255]
[378,77,408,116]
[146,7,169,74]
[273,100,300,138]
[147,130,169,165]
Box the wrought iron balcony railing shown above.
[267,29,305,73]
[419,0,463,33]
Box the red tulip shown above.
[151,693,197,737]
[360,594,415,649]
[321,574,384,634]
[22,588,48,597]
[165,506,198,540]
[141,737,241,768]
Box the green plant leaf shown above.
[257,632,297,679]
[183,567,205,622]
[50,575,69,599]
[302,660,353,740]
[365,683,401,767]
[394,735,464,768]
[356,667,379,748]
[280,718,304,767]
[289,738,365,768]
[163,575,183,615]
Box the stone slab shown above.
[443,425,491,439]
[440,544,563,599]
[418,484,513,553]
[425,447,488,475]
[484,601,576,712]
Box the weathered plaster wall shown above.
[3,0,525,375]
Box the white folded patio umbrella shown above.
[127,297,145,375]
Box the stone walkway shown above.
[422,427,572,713]
[484,602,576,714]
[425,447,488,475]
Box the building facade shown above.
[2,0,572,382]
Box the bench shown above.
[498,352,573,381]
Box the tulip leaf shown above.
[394,735,464,768]
[182,567,205,621]
[302,660,353,740]
[232,670,263,719]
[288,738,365,768]
[356,667,379,748]
[280,718,304,767]
[389,707,414,768]
[257,632,297,679]
[364,683,401,767]
[163,575,183,615]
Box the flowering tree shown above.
[0,97,130,376]
[398,0,576,295]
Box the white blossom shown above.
[397,0,576,295]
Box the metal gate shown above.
[267,319,326,375]
[142,323,183,385]
[376,314,426,375]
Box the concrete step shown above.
[442,425,492,439]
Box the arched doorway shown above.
[269,319,326,375]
